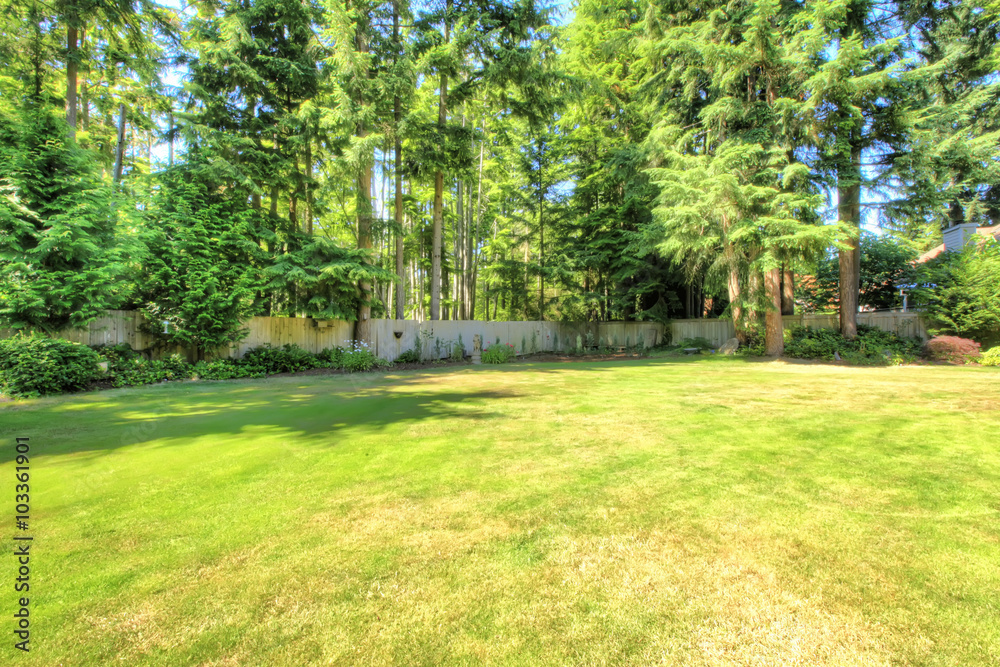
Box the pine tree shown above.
[139,151,267,358]
[644,0,839,353]
[0,103,128,331]
[789,0,910,338]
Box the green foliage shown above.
[783,325,922,365]
[341,340,379,372]
[394,349,420,364]
[0,105,129,332]
[316,347,345,368]
[915,240,1000,347]
[103,354,192,388]
[800,233,919,312]
[264,236,396,319]
[139,153,266,355]
[677,337,715,351]
[451,336,465,361]
[481,342,516,364]
[980,347,1000,367]
[193,359,266,380]
[241,344,322,375]
[0,335,101,397]
[923,336,982,365]
[94,345,193,387]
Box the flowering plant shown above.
[482,342,516,364]
[342,339,379,372]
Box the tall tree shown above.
[790,0,910,338]
[0,103,130,331]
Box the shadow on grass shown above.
[4,355,840,460]
[2,369,524,458]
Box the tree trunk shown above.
[456,177,464,319]
[355,22,373,344]
[430,0,451,321]
[66,25,78,140]
[780,265,795,315]
[167,112,174,167]
[393,0,404,320]
[79,28,88,138]
[113,104,126,183]
[305,139,313,234]
[764,268,784,356]
[538,179,544,320]
[431,169,444,320]
[838,146,861,339]
[727,263,745,343]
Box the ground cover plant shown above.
[2,358,998,665]
[784,325,923,365]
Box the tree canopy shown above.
[1,0,997,352]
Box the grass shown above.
[1,356,999,666]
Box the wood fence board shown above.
[9,310,933,360]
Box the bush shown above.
[240,344,321,374]
[482,342,516,364]
[783,325,922,365]
[395,349,420,364]
[923,336,981,365]
[737,324,766,357]
[0,335,102,398]
[980,346,1000,367]
[677,337,715,351]
[193,359,266,380]
[341,340,379,372]
[315,347,345,368]
[915,239,1000,347]
[103,354,193,388]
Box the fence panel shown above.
[670,312,929,347]
[0,312,668,361]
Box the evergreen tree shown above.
[644,0,838,352]
[139,151,267,357]
[0,103,129,332]
[789,0,910,338]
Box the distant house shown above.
[917,223,1000,263]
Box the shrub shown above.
[240,344,320,374]
[783,326,843,360]
[915,239,1000,347]
[482,342,516,364]
[103,353,193,388]
[0,335,101,398]
[677,337,715,351]
[193,359,266,380]
[315,347,344,368]
[923,336,981,364]
[783,325,922,365]
[341,340,379,372]
[92,343,141,363]
[980,346,1000,367]
[395,349,420,364]
[737,324,766,357]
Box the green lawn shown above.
[2,357,999,665]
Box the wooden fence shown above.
[1,312,666,362]
[1,310,929,360]
[670,311,929,348]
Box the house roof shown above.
[916,225,1000,263]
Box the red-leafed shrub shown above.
[923,336,982,364]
